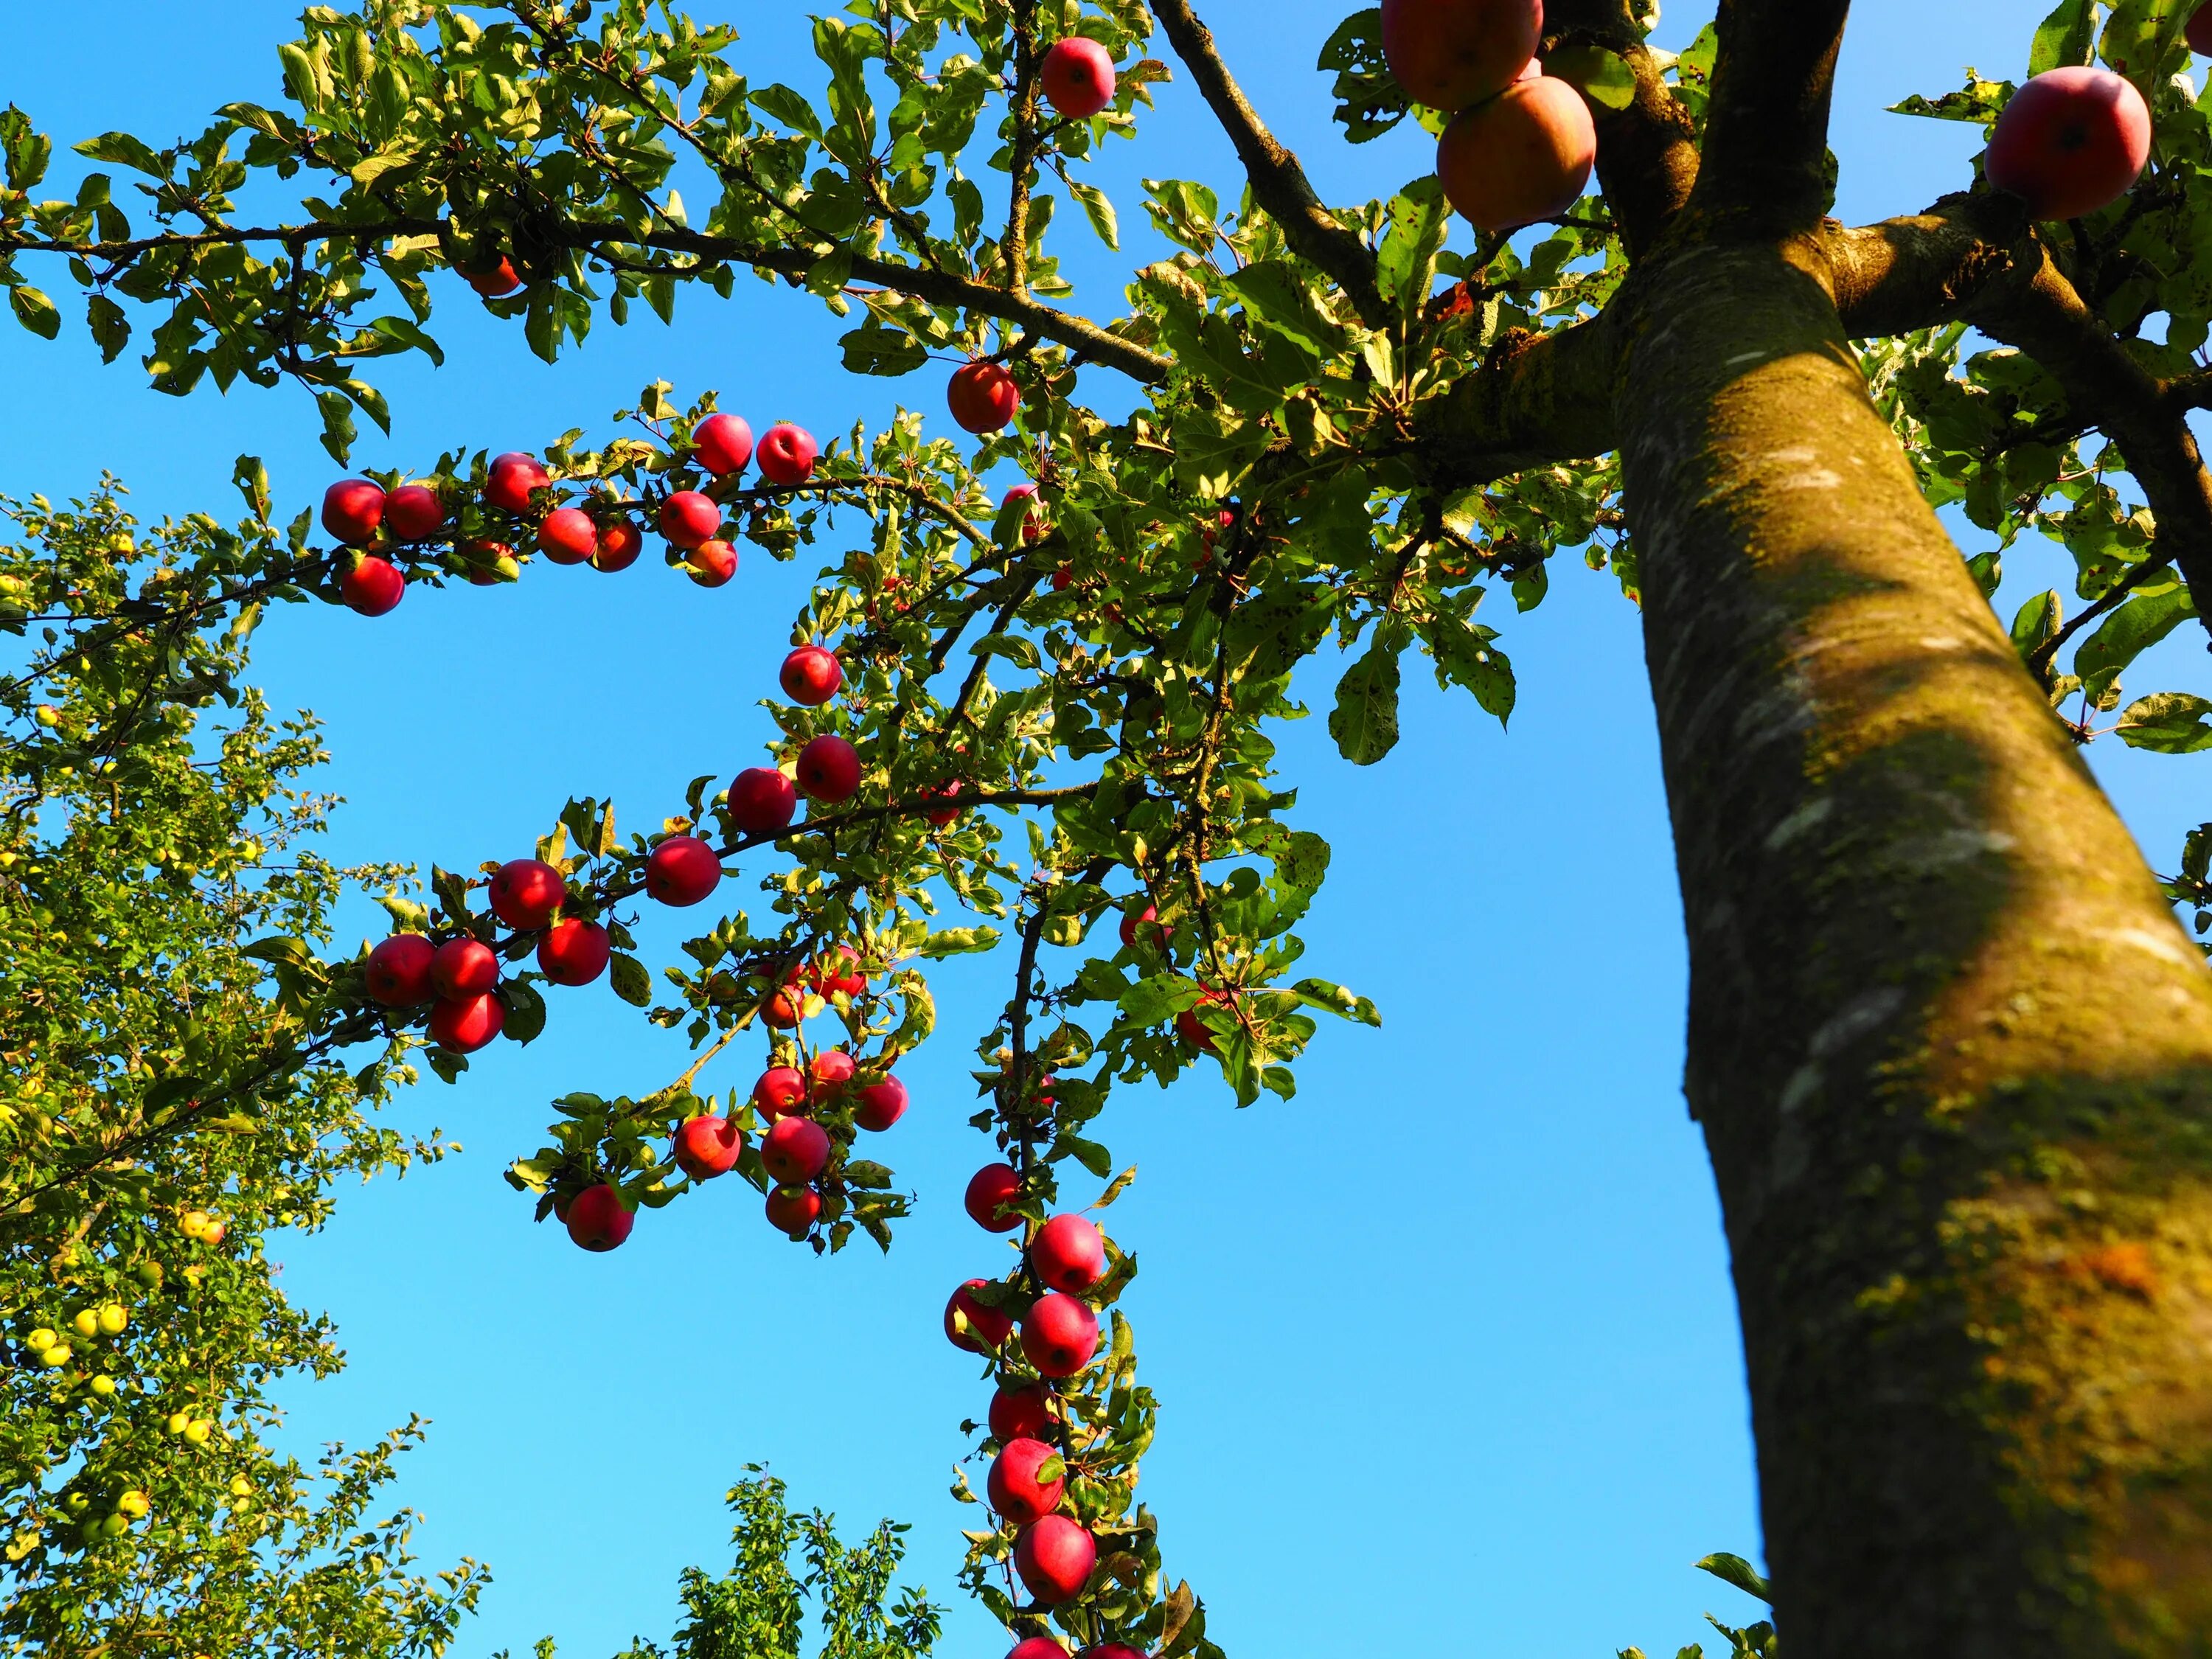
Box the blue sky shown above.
[6,3,2208,1656]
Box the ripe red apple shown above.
[1380,0,1541,111]
[489,858,565,930]
[1013,1514,1096,1604]
[1031,1214,1107,1293]
[945,1279,1015,1352]
[384,483,446,541]
[1082,1646,1148,1659]
[660,490,721,550]
[1985,66,2152,221]
[753,1065,808,1119]
[757,422,818,486]
[484,452,551,514]
[781,644,844,706]
[365,934,437,1006]
[2193,3,2212,54]
[645,835,721,906]
[1022,1292,1099,1377]
[766,1184,822,1236]
[809,1048,857,1100]
[812,945,866,998]
[922,779,967,827]
[965,1163,1024,1233]
[429,990,505,1052]
[538,507,597,566]
[1007,1641,1069,1659]
[766,983,813,1028]
[855,1075,907,1131]
[566,1181,633,1251]
[688,539,738,587]
[1117,902,1163,950]
[1175,988,1235,1053]
[462,256,522,297]
[594,517,644,572]
[693,412,755,476]
[762,1115,831,1183]
[990,1382,1054,1444]
[673,1114,744,1180]
[796,734,861,802]
[1040,36,1116,119]
[1437,75,1596,234]
[948,360,1020,433]
[729,767,799,835]
[321,479,385,546]
[341,557,406,616]
[431,936,499,999]
[1003,482,1044,544]
[537,917,611,986]
[987,1436,1066,1525]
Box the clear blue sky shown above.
[6,4,2206,1655]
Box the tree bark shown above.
[1615,233,2212,1655]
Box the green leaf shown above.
[2101,0,2195,91]
[839,321,928,377]
[1329,633,1402,765]
[9,285,58,341]
[2031,0,2098,72]
[2008,588,2062,661]
[919,926,1001,956]
[608,952,653,1006]
[1052,1134,1113,1178]
[1423,613,1516,726]
[72,131,164,176]
[1290,978,1381,1026]
[1067,178,1120,251]
[1376,178,1448,319]
[365,315,445,368]
[2117,691,2212,753]
[86,294,128,364]
[1317,7,1409,143]
[2075,574,2195,703]
[751,83,826,142]
[1694,1553,1772,1604]
[1545,43,1638,110]
[0,106,51,192]
[501,981,548,1046]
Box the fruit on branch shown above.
[923,779,967,826]
[813,945,867,998]
[645,835,721,906]
[796,734,862,803]
[1004,481,1044,543]
[1013,1514,1096,1604]
[1379,0,1542,111]
[538,507,598,566]
[809,1048,858,1098]
[688,538,738,587]
[762,1115,831,1183]
[384,483,446,542]
[594,517,644,572]
[365,934,437,1006]
[990,1382,1054,1444]
[945,1279,1015,1352]
[341,557,406,617]
[987,1436,1067,1525]
[728,767,799,835]
[459,538,518,585]
[756,422,818,486]
[1031,1214,1107,1293]
[855,1075,908,1131]
[1021,1292,1100,1377]
[566,1182,633,1251]
[1984,66,2152,221]
[1175,987,1237,1053]
[1437,75,1596,234]
[321,479,384,546]
[692,412,755,476]
[780,644,844,706]
[673,1114,745,1180]
[1040,36,1117,119]
[462,256,522,298]
[1081,1646,1149,1659]
[766,1184,822,1236]
[660,490,722,550]
[537,917,611,986]
[1006,1641,1069,1659]
[2193,3,2212,54]
[180,1208,226,1246]
[766,980,818,1027]
[1117,902,1162,950]
[484,452,551,515]
[947,360,1020,433]
[489,858,566,930]
[754,1065,809,1119]
[429,990,505,1053]
[965,1162,1025,1233]
[431,936,499,999]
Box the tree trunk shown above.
[1616,235,2212,1655]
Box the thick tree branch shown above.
[1547,0,1701,257]
[1694,0,1852,232]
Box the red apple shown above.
[990,1383,1054,1444]
[538,507,597,566]
[1985,66,2152,222]
[2193,3,2212,54]
[365,934,436,1006]
[1176,988,1234,1053]
[948,360,1020,433]
[988,1436,1066,1525]
[729,767,799,835]
[459,538,516,584]
[808,1048,857,1099]
[753,1065,809,1119]
[945,1279,1015,1352]
[321,479,385,546]
[765,983,813,1028]
[923,779,966,827]
[594,517,644,572]
[1007,1641,1070,1659]
[688,538,738,587]
[674,1114,744,1180]
[1022,1292,1100,1377]
[1437,74,1596,234]
[796,734,861,802]
[646,835,721,906]
[693,412,755,476]
[431,936,499,999]
[1031,1214,1107,1293]
[855,1075,908,1131]
[660,490,721,550]
[341,556,406,616]
[781,644,844,706]
[766,1184,822,1236]
[1040,36,1116,119]
[757,422,818,486]
[537,917,611,986]
[966,1163,1024,1232]
[1004,482,1044,544]
[463,256,522,297]
[383,483,444,542]
[762,1115,830,1183]
[566,1181,633,1251]
[812,945,866,998]
[429,990,505,1053]
[1380,0,1541,111]
[484,452,551,515]
[489,858,565,930]
[1014,1514,1096,1604]
[1082,1646,1148,1659]
[1117,902,1163,950]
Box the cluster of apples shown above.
[316,411,818,616]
